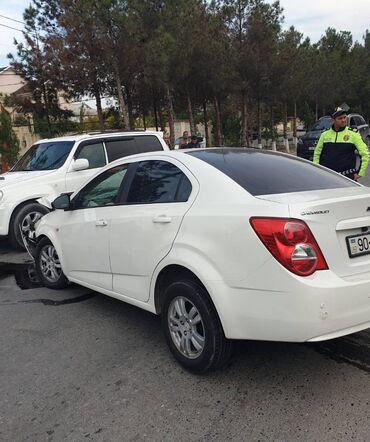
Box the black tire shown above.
[35,237,69,289]
[9,202,49,250]
[14,264,41,290]
[161,279,233,374]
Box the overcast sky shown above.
[1,0,370,67]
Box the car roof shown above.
[102,148,359,198]
[107,147,290,167]
[36,130,162,144]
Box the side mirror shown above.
[71,158,89,171]
[52,194,71,210]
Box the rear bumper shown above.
[307,320,370,341]
[207,269,370,342]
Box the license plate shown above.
[308,146,315,151]
[346,233,370,258]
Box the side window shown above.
[136,135,163,153]
[127,160,192,204]
[176,174,193,202]
[73,165,128,209]
[75,142,106,169]
[105,138,136,162]
[349,117,356,127]
[105,136,164,163]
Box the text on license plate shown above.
[346,233,370,258]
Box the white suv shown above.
[0,131,169,248]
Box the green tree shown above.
[0,108,20,167]
[243,0,283,147]
[7,3,72,137]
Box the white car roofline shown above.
[35,130,164,145]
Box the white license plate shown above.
[308,146,315,151]
[346,233,370,258]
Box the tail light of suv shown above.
[250,217,328,276]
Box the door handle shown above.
[95,219,108,227]
[153,215,172,223]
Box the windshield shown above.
[310,118,332,131]
[11,141,75,172]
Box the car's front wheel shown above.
[9,202,49,250]
[35,237,69,289]
[161,279,233,374]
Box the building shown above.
[0,66,39,154]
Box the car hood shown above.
[0,170,55,189]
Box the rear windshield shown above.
[187,149,357,196]
[310,118,332,131]
[12,141,74,171]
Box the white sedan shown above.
[34,148,370,373]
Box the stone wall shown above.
[13,126,41,155]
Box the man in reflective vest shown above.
[313,107,369,181]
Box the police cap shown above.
[331,107,347,119]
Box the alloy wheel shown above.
[168,296,205,359]
[39,244,62,283]
[20,211,44,235]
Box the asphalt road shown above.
[0,239,370,442]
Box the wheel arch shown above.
[35,228,66,273]
[8,197,44,232]
[153,264,224,325]
[156,264,234,373]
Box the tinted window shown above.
[105,135,163,162]
[136,135,163,153]
[12,141,74,171]
[74,165,128,209]
[106,138,137,162]
[349,117,356,127]
[176,174,193,201]
[76,142,106,169]
[310,118,332,131]
[127,160,191,204]
[187,149,357,196]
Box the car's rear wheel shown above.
[9,202,49,250]
[35,237,68,289]
[161,279,233,374]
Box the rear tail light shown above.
[250,217,328,276]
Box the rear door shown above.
[109,158,197,302]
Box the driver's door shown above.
[57,164,128,290]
